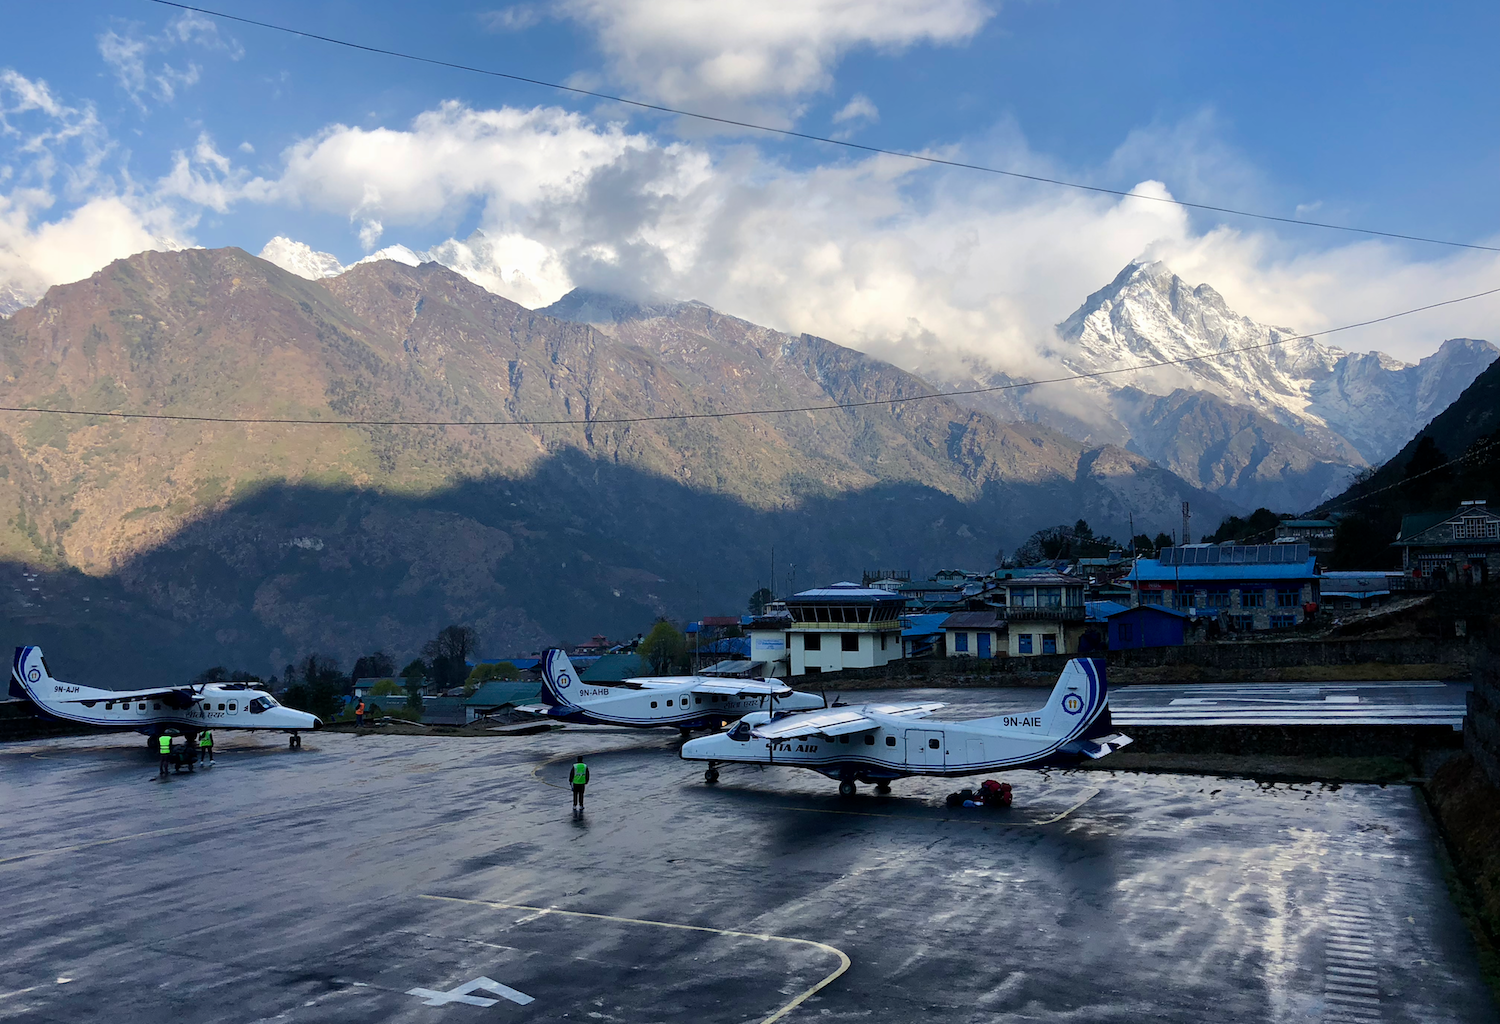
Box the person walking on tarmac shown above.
[157,733,174,777]
[198,728,214,764]
[570,755,590,810]
[355,699,366,728]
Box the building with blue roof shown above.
[1127,544,1319,630]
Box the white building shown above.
[747,583,907,677]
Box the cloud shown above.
[285,101,1497,368]
[555,0,991,121]
[97,11,241,109]
[479,5,547,31]
[832,93,879,125]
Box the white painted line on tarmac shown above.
[407,977,534,1008]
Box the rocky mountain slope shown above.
[0,248,1229,682]
[934,261,1496,511]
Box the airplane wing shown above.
[56,687,193,704]
[750,703,945,741]
[690,680,791,698]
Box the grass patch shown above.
[121,505,163,522]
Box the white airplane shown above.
[680,657,1131,795]
[530,649,826,731]
[10,646,322,750]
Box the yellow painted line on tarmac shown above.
[419,894,851,1024]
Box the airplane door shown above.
[905,729,945,767]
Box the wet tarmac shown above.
[1,725,1494,1023]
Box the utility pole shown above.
[1128,512,1135,557]
[1181,501,1192,546]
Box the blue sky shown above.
[2,0,1497,364]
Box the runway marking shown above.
[407,976,534,1008]
[1323,882,1380,1023]
[419,894,851,1024]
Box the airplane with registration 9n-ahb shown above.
[679,657,1131,795]
[527,649,826,732]
[10,646,322,749]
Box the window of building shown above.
[886,735,896,746]
[1243,591,1265,608]
[1018,634,1033,655]
[841,633,860,652]
[1456,516,1500,540]
[881,633,888,651]
[805,666,822,674]
[1140,591,1164,606]
[1203,590,1231,609]
[1270,613,1296,629]
[954,633,969,652]
[1276,590,1300,607]
[1038,587,1062,609]
[1233,615,1255,631]
[804,633,822,651]
[1041,634,1057,655]
[1119,623,1134,642]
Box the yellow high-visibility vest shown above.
[199,731,213,748]
[571,763,588,785]
[158,735,172,754]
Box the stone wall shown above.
[1110,637,1473,677]
[1464,657,1500,788]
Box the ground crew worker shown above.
[199,728,214,764]
[157,733,173,776]
[571,756,590,810]
[355,700,366,727]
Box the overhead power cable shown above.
[147,0,1500,255]
[3,283,1497,428]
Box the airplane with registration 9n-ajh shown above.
[679,657,1131,794]
[527,649,826,733]
[10,646,321,750]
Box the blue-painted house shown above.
[1106,605,1189,650]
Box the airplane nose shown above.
[312,717,323,729]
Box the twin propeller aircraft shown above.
[10,646,321,750]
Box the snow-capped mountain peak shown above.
[258,237,345,280]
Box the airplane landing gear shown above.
[875,782,891,794]
[289,733,302,749]
[838,779,857,798]
[704,763,720,784]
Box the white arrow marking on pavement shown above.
[407,977,534,1007]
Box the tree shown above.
[639,620,687,674]
[1404,436,1451,483]
[1205,508,1284,544]
[747,587,774,615]
[1153,532,1173,551]
[192,666,260,685]
[1131,534,1155,556]
[351,651,395,681]
[280,654,350,722]
[423,625,480,692]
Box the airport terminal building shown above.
[746,583,907,677]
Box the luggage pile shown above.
[945,779,1012,809]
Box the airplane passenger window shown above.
[218,703,225,710]
[202,702,210,710]
[228,703,236,711]
[651,701,658,708]
[928,738,940,749]
[153,703,161,710]
[695,697,702,704]
[839,736,849,744]
[864,735,875,745]
[138,703,146,710]
[105,703,114,710]
[885,736,896,746]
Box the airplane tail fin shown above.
[1038,658,1108,741]
[539,649,583,708]
[10,646,50,702]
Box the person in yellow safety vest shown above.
[199,729,214,764]
[570,756,590,810]
[158,733,174,776]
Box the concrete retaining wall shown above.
[0,699,93,742]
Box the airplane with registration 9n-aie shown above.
[679,657,1131,795]
[528,649,826,732]
[10,646,322,749]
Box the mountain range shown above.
[0,246,1233,682]
[927,261,1496,511]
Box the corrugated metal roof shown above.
[1107,604,1191,619]
[940,611,1004,629]
[464,681,543,707]
[1130,557,1317,582]
[579,653,646,682]
[789,583,908,600]
[900,613,949,637]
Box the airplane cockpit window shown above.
[728,721,752,742]
[247,696,273,714]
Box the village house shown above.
[1127,543,1319,630]
[1392,501,1500,586]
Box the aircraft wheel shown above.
[875,782,891,794]
[705,767,720,785]
[838,779,857,798]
